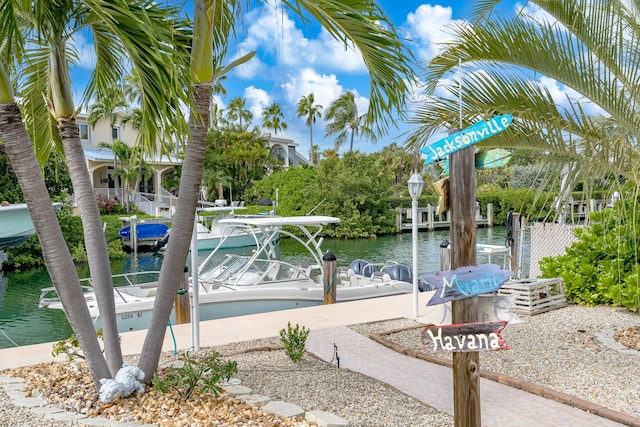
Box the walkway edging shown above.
[370,327,640,427]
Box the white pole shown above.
[412,197,419,318]
[190,214,200,351]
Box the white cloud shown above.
[404,4,461,61]
[243,86,270,123]
[537,76,605,116]
[281,68,342,112]
[234,3,366,80]
[71,31,96,70]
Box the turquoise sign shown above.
[420,114,514,165]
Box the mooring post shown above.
[322,251,337,304]
[175,266,190,324]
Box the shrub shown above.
[52,329,104,361]
[279,321,310,362]
[152,351,238,399]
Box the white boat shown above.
[194,206,268,250]
[0,203,36,251]
[39,215,415,333]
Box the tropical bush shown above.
[540,202,640,312]
[152,351,238,399]
[279,321,310,362]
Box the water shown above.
[0,227,513,349]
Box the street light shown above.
[408,172,425,318]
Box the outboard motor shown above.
[385,264,412,283]
[150,229,170,252]
[348,259,377,277]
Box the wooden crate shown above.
[497,278,566,315]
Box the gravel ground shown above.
[375,304,640,420]
[0,304,639,426]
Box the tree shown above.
[136,0,417,380]
[409,0,640,202]
[206,126,279,198]
[2,0,191,389]
[261,102,287,135]
[324,91,377,152]
[296,93,322,164]
[225,96,253,129]
[377,143,413,197]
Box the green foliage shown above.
[4,209,127,270]
[247,165,319,215]
[246,152,400,237]
[0,144,71,202]
[5,205,85,270]
[279,321,310,362]
[204,126,278,201]
[540,203,640,311]
[52,329,104,361]
[96,195,127,215]
[152,351,238,399]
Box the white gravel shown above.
[1,304,638,426]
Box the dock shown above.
[396,203,494,232]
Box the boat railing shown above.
[38,285,94,308]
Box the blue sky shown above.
[71,1,580,158]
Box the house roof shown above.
[83,147,181,165]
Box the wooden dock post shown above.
[322,251,337,304]
[487,203,493,227]
[175,267,190,324]
[427,204,435,230]
[509,212,521,275]
[450,144,481,427]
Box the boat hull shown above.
[119,223,169,240]
[196,232,264,250]
[0,204,35,251]
[65,279,412,334]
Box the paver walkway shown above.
[306,326,625,427]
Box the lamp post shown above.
[408,172,425,318]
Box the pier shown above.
[395,203,493,233]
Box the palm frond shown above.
[282,0,416,136]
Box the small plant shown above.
[52,329,104,361]
[279,321,310,362]
[152,351,238,399]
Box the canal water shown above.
[0,226,514,349]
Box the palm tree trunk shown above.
[0,102,110,389]
[309,124,314,165]
[349,129,355,152]
[58,118,123,375]
[137,83,210,379]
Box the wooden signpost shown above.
[423,264,512,306]
[420,116,514,427]
[422,321,509,353]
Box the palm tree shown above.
[226,96,253,129]
[410,0,640,200]
[87,86,128,129]
[136,0,416,379]
[261,102,287,135]
[4,0,191,388]
[324,91,377,152]
[296,93,322,164]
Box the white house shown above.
[78,112,309,214]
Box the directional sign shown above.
[420,114,514,165]
[475,148,512,170]
[423,264,512,306]
[421,320,509,353]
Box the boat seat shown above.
[263,263,281,281]
[371,271,392,283]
